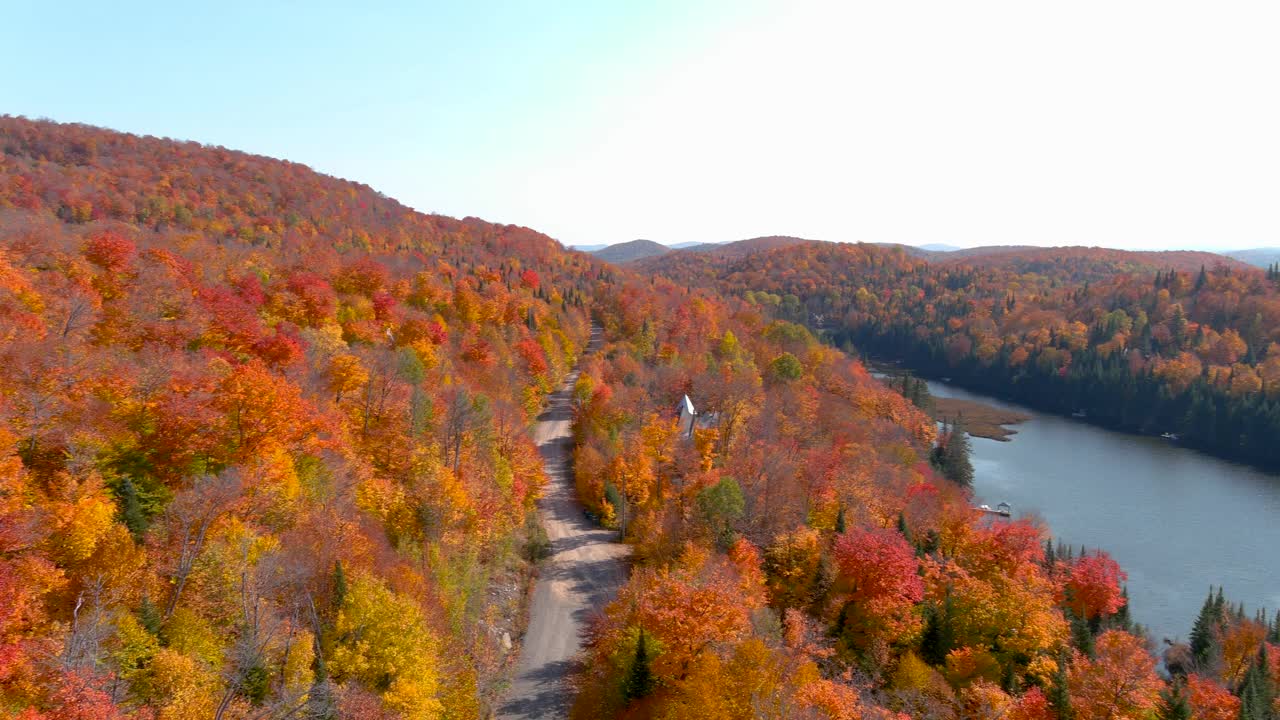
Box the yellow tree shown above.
[330,573,443,720]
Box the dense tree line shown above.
[833,321,1280,469]
[638,240,1280,471]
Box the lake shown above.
[925,379,1280,646]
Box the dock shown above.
[977,502,1012,517]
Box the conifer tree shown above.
[920,596,955,666]
[1190,586,1223,671]
[333,560,348,609]
[942,416,975,487]
[117,477,148,542]
[624,629,656,701]
[1048,654,1074,720]
[138,595,162,636]
[1238,644,1275,720]
[1110,586,1132,632]
[931,416,974,487]
[1156,679,1191,720]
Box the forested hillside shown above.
[638,240,1280,470]
[2,118,1276,720]
[0,117,598,718]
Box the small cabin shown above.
[678,394,697,438]
[677,394,720,440]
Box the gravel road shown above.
[498,329,629,719]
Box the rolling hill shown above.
[590,238,670,263]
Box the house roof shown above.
[681,394,695,416]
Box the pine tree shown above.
[1156,679,1192,720]
[1067,607,1095,656]
[138,595,162,636]
[624,629,656,701]
[1110,586,1132,632]
[116,478,148,542]
[921,596,955,666]
[333,560,348,609]
[940,417,975,487]
[1047,654,1074,720]
[1238,644,1275,720]
[835,505,847,534]
[1196,264,1208,291]
[1189,587,1222,671]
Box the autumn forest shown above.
[2,116,1278,720]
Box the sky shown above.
[5,1,1279,251]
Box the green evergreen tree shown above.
[1238,644,1275,720]
[1067,607,1095,656]
[333,560,348,609]
[939,417,974,487]
[116,478,148,542]
[1190,587,1219,670]
[895,512,910,542]
[623,629,656,701]
[1110,586,1132,632]
[1155,679,1191,720]
[920,596,955,665]
[138,595,162,636]
[835,505,847,534]
[1047,654,1074,720]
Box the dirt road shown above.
[498,329,630,719]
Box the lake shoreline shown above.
[869,360,1030,441]
[858,349,1280,475]
[932,397,1030,441]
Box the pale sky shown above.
[5,1,1279,250]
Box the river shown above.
[923,378,1280,646]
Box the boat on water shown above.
[1160,432,1180,441]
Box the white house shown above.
[678,394,697,438]
[677,394,719,440]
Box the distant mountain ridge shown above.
[1224,248,1280,268]
[589,236,1262,276]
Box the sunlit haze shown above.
[7,1,1278,250]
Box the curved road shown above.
[498,328,630,719]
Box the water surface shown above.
[926,379,1280,645]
